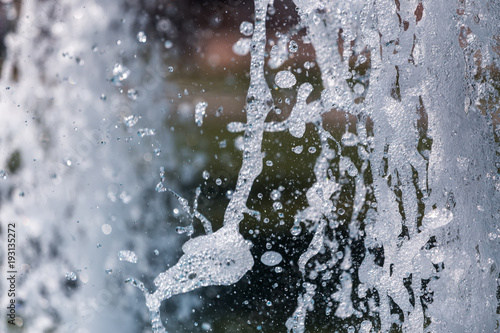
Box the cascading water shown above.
[1,0,499,332]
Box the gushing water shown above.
[136,0,500,332]
[1,0,498,332]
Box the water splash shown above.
[127,0,499,331]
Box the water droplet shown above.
[292,145,303,154]
[127,89,138,100]
[261,251,283,266]
[308,147,317,153]
[168,66,174,72]
[100,94,107,101]
[112,63,130,85]
[154,249,159,256]
[423,208,453,229]
[353,83,365,94]
[270,189,281,201]
[137,128,156,137]
[124,115,139,127]
[232,38,252,56]
[291,225,302,236]
[239,21,254,36]
[273,202,283,211]
[266,160,273,167]
[0,170,8,180]
[65,272,77,281]
[105,268,113,274]
[136,31,147,43]
[215,178,222,186]
[195,101,207,127]
[289,40,298,53]
[155,182,167,192]
[275,266,283,273]
[266,300,273,306]
[96,243,102,248]
[341,132,358,146]
[176,226,186,234]
[202,170,210,180]
[153,148,161,156]
[337,208,345,215]
[275,70,296,89]
[118,250,138,263]
[164,40,173,49]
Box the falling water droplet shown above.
[275,70,296,89]
[341,132,358,146]
[239,21,254,36]
[270,189,281,201]
[292,145,303,154]
[112,63,130,85]
[261,251,283,266]
[124,115,139,127]
[155,182,167,193]
[195,101,207,127]
[273,202,283,210]
[232,38,252,56]
[164,40,173,49]
[118,250,138,263]
[127,89,138,100]
[137,128,156,137]
[136,31,147,43]
[291,225,302,236]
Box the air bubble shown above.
[289,40,298,53]
[65,272,77,281]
